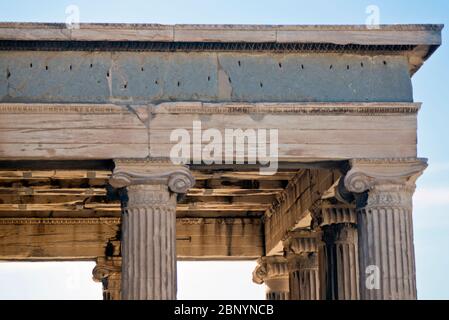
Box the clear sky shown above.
[0,0,448,300]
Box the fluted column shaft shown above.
[357,184,416,299]
[288,253,320,300]
[316,204,359,300]
[110,159,195,300]
[284,230,320,300]
[253,256,290,300]
[343,158,426,300]
[122,184,177,300]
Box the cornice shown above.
[0,23,442,31]
[0,23,442,44]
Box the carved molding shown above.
[365,184,414,209]
[123,184,177,216]
[0,217,262,227]
[344,158,427,194]
[154,102,421,115]
[110,159,195,194]
[0,102,421,115]
[252,256,289,285]
[126,184,173,206]
[0,103,130,114]
[0,217,120,225]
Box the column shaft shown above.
[288,253,320,300]
[110,160,195,300]
[357,187,416,299]
[284,230,320,300]
[316,203,359,300]
[122,184,177,300]
[319,224,359,300]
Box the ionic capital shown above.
[92,257,122,282]
[344,158,427,194]
[283,230,318,255]
[252,256,289,285]
[320,202,357,226]
[110,159,195,194]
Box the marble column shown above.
[92,257,122,300]
[283,230,320,300]
[110,159,195,300]
[343,158,427,300]
[253,256,290,300]
[314,202,359,300]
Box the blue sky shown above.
[0,0,448,299]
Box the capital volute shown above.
[344,158,427,194]
[252,256,288,285]
[92,257,121,282]
[109,159,195,194]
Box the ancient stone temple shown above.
[0,23,442,300]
